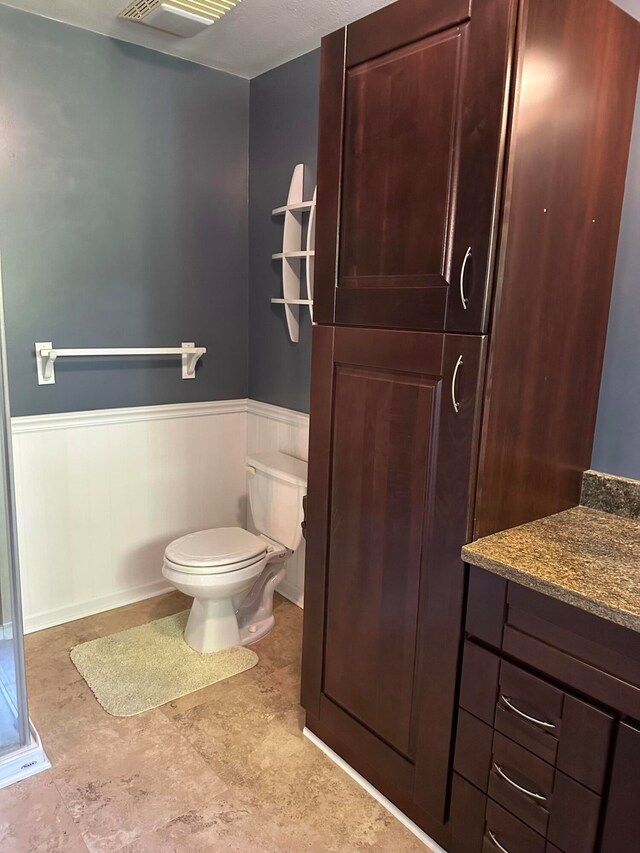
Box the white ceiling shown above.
[0,0,396,78]
[614,0,640,19]
[0,0,637,79]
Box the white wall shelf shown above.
[271,164,316,343]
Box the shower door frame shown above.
[0,251,34,762]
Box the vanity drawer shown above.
[454,712,602,850]
[488,732,554,836]
[451,773,545,853]
[489,757,601,853]
[460,643,562,761]
[454,712,552,835]
[459,642,613,792]
[495,662,562,765]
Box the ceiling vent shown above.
[119,0,241,38]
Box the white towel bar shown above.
[35,342,206,385]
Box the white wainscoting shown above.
[13,401,249,633]
[12,399,309,633]
[247,400,309,608]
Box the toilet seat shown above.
[164,527,267,575]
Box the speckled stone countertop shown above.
[581,469,640,519]
[462,477,640,632]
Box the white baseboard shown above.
[23,580,173,634]
[303,728,447,853]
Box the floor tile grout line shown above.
[50,774,92,852]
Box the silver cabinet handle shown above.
[488,831,511,853]
[451,355,463,413]
[500,695,556,730]
[460,246,472,309]
[493,763,547,801]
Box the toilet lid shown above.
[164,527,267,570]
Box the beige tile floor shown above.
[0,593,428,852]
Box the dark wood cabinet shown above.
[457,568,640,853]
[472,0,640,538]
[601,722,640,853]
[303,0,640,846]
[315,0,517,334]
[302,325,485,835]
[451,773,548,853]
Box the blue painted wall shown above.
[0,0,638,480]
[248,50,320,414]
[0,5,249,416]
[592,0,640,478]
[592,78,640,479]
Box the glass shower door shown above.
[0,254,48,786]
[0,377,29,758]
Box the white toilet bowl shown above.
[162,451,307,654]
[162,527,286,653]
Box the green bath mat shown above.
[70,610,258,716]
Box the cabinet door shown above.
[302,326,486,829]
[601,722,640,853]
[314,0,517,333]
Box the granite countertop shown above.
[462,472,640,632]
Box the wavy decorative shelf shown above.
[272,201,315,215]
[271,251,315,260]
[270,164,316,343]
[271,299,314,305]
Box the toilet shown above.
[162,451,307,654]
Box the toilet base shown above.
[237,563,286,646]
[180,559,287,654]
[184,597,241,654]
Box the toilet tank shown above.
[246,451,307,552]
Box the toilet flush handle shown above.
[245,465,256,476]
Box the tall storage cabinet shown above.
[301,0,640,848]
[313,0,516,335]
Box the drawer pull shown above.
[488,830,512,853]
[493,763,547,801]
[501,695,556,730]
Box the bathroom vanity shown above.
[454,478,640,853]
[301,0,640,849]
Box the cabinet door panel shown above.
[302,326,486,825]
[323,364,438,755]
[339,31,461,299]
[315,0,516,332]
